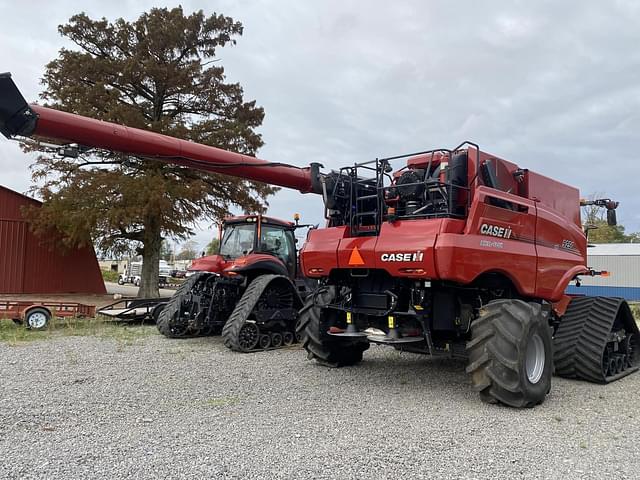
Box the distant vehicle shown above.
[170,269,187,279]
[118,260,171,287]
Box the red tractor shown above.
[158,214,315,351]
[2,72,638,407]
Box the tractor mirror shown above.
[607,208,617,226]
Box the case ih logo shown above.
[480,223,512,239]
[380,251,424,262]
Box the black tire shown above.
[151,303,165,324]
[25,307,51,330]
[117,277,124,285]
[296,286,369,368]
[157,272,209,338]
[466,299,553,408]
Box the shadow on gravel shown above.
[301,348,474,404]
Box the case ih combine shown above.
[2,72,638,407]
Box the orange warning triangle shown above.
[348,246,365,266]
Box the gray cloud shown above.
[2,0,639,250]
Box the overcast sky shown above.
[1,0,640,252]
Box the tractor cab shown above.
[188,215,298,279]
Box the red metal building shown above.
[0,185,106,294]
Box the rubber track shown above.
[157,272,211,338]
[554,296,640,383]
[296,288,369,368]
[222,274,297,352]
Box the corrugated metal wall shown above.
[0,185,106,294]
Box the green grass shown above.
[630,302,640,321]
[202,397,241,408]
[0,316,158,346]
[101,269,120,283]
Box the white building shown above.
[566,243,640,300]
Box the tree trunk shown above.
[138,215,162,298]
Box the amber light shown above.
[601,271,610,277]
[308,268,324,274]
[399,268,426,275]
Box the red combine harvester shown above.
[2,72,637,407]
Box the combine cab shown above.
[157,214,313,351]
[2,71,638,406]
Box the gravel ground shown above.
[1,330,639,480]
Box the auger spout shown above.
[0,72,322,194]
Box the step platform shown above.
[367,334,425,345]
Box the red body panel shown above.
[188,255,226,273]
[188,253,287,275]
[301,151,587,304]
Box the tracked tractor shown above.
[158,214,314,351]
[2,71,638,407]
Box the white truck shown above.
[118,260,172,287]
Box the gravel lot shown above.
[1,330,639,479]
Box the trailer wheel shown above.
[25,307,51,330]
[297,286,369,368]
[151,304,165,324]
[466,299,552,408]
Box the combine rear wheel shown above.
[466,299,552,408]
[297,286,370,368]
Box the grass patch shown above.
[0,316,157,346]
[101,269,120,283]
[202,397,241,408]
[629,302,640,321]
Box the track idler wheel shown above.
[270,332,283,348]
[237,322,260,351]
[283,331,294,346]
[259,334,271,349]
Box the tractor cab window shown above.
[260,225,296,274]
[219,223,256,259]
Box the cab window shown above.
[260,225,295,270]
[219,224,255,259]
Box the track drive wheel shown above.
[296,286,369,368]
[466,299,553,408]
